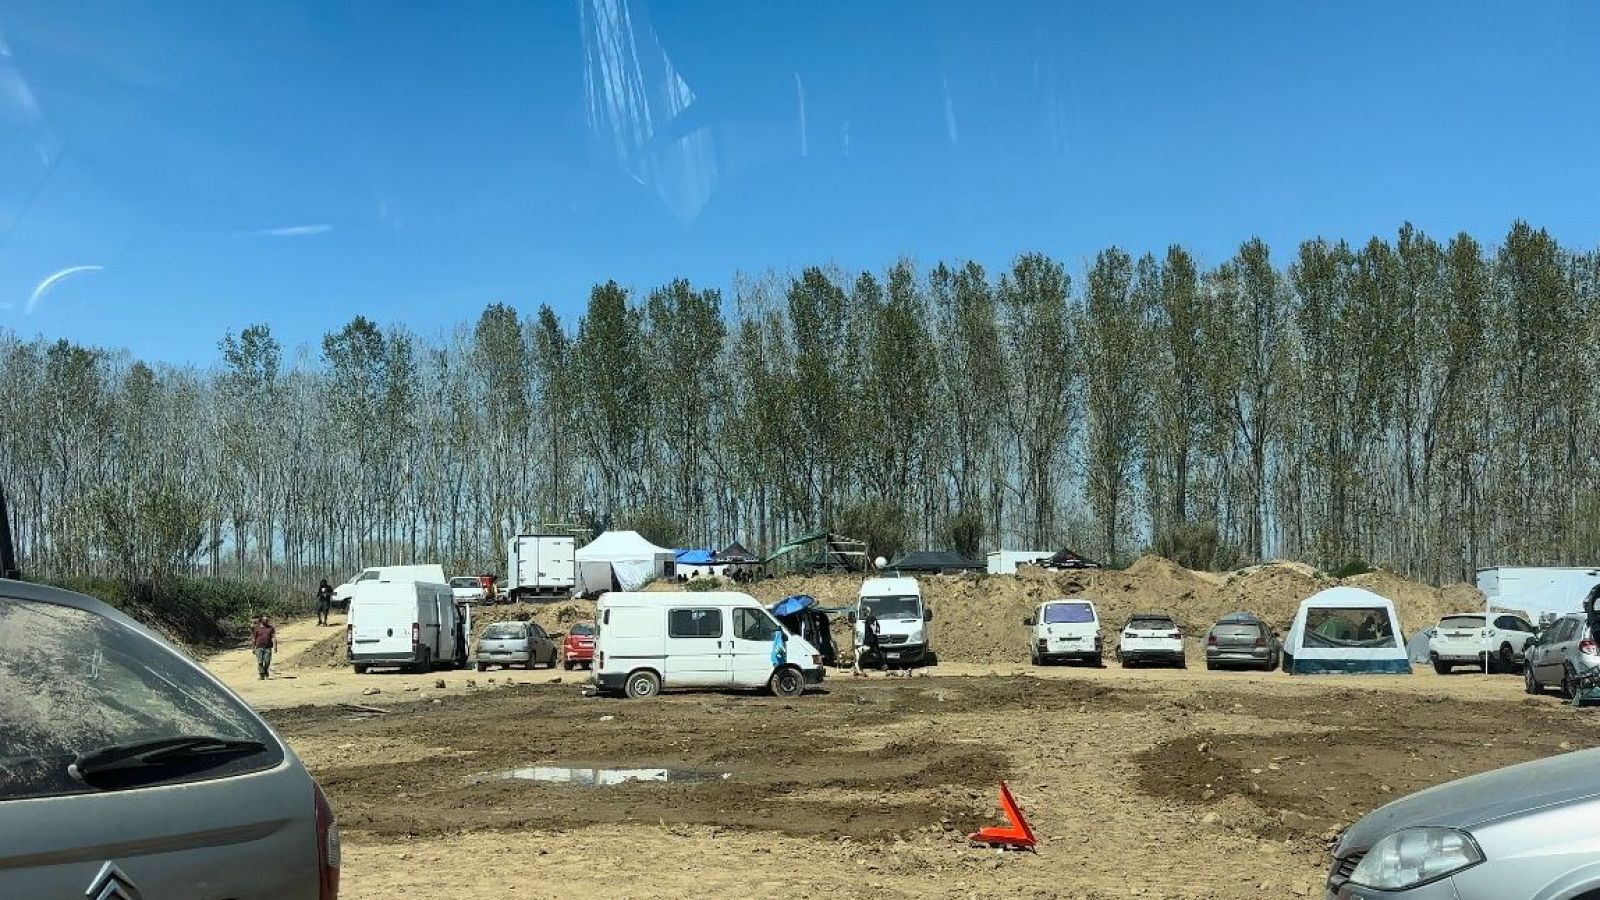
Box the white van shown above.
[346,580,469,673]
[855,576,934,667]
[1023,598,1103,666]
[333,564,447,606]
[592,591,825,699]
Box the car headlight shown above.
[1350,827,1483,889]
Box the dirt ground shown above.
[209,595,1600,900]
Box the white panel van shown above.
[592,591,826,699]
[332,564,447,606]
[346,580,469,673]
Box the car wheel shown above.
[1092,653,1104,668]
[1525,663,1543,695]
[1562,665,1577,700]
[1432,657,1450,676]
[624,669,661,699]
[354,664,368,675]
[475,662,487,672]
[1499,643,1516,673]
[1029,649,1040,666]
[562,659,573,671]
[1205,661,1216,671]
[769,667,805,698]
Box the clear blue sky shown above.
[1,0,1597,363]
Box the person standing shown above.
[315,578,333,626]
[853,609,881,677]
[252,616,278,680]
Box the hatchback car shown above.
[1428,611,1538,674]
[1524,613,1600,697]
[1116,611,1186,668]
[562,622,596,670]
[475,620,558,671]
[1327,746,1600,898]
[0,578,340,899]
[1203,611,1281,671]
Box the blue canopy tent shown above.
[769,594,839,665]
[675,549,716,566]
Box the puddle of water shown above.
[468,765,731,786]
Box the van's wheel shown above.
[1092,652,1104,668]
[769,667,805,698]
[354,664,368,674]
[475,661,487,672]
[624,670,661,699]
[1526,663,1543,695]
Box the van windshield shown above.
[1043,603,1094,624]
[862,595,920,621]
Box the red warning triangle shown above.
[968,780,1037,849]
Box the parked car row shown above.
[1023,599,1282,671]
[468,620,597,672]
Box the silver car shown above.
[1203,611,1282,671]
[475,620,558,671]
[1524,613,1600,697]
[1326,747,1600,899]
[0,578,340,899]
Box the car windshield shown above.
[1303,608,1398,648]
[482,624,525,640]
[1043,603,1094,624]
[0,597,280,801]
[1439,615,1485,630]
[1129,618,1175,632]
[862,596,920,621]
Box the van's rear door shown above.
[350,589,414,658]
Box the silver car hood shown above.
[1340,747,1600,852]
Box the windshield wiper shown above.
[68,735,268,788]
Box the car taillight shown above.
[1206,634,1218,647]
[1167,631,1181,639]
[313,780,341,900]
[1582,639,1597,657]
[411,622,419,645]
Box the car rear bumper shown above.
[1120,649,1184,662]
[477,650,533,664]
[564,648,595,661]
[350,649,423,664]
[1207,648,1271,664]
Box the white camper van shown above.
[855,576,934,667]
[592,591,825,699]
[346,579,469,673]
[505,533,577,600]
[332,563,447,607]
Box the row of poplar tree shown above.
[1,220,1595,589]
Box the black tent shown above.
[1040,548,1102,570]
[887,550,985,574]
[719,541,761,564]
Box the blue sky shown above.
[1,0,1597,363]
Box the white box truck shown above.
[506,533,577,601]
[346,579,470,673]
[986,550,1051,575]
[592,591,825,699]
[1476,566,1600,619]
[332,563,447,607]
[854,576,934,667]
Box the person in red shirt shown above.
[251,616,278,680]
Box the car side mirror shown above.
[1023,616,1035,627]
[924,608,934,622]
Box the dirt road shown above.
[208,617,1600,899]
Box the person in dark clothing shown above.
[853,609,881,676]
[316,578,333,626]
[251,616,278,680]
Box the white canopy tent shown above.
[575,530,676,592]
[1283,586,1411,675]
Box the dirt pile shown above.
[727,557,1481,666]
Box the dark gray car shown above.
[1203,611,1281,671]
[1524,613,1600,697]
[475,620,559,671]
[0,579,339,899]
[1327,747,1600,898]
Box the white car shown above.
[1024,598,1103,666]
[449,576,487,604]
[1116,611,1186,668]
[1427,611,1538,674]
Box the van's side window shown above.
[734,608,777,642]
[669,608,722,638]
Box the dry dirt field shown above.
[209,564,1600,900]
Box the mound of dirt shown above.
[294,631,352,668]
[467,600,597,646]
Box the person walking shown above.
[315,578,333,626]
[853,609,881,677]
[251,616,278,680]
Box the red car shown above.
[562,623,596,670]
